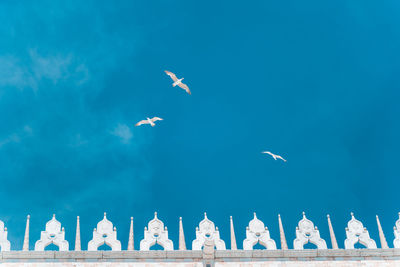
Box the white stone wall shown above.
[0,264,203,267]
[1,261,400,267]
[215,261,400,267]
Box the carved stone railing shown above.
[0,211,398,251]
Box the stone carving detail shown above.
[192,213,226,250]
[0,220,10,251]
[34,215,69,251]
[140,212,173,250]
[243,213,276,250]
[293,212,327,249]
[394,212,400,248]
[344,212,377,249]
[88,213,121,251]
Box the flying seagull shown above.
[164,70,191,95]
[135,117,163,127]
[262,151,287,162]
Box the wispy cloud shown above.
[111,123,133,144]
[0,50,89,92]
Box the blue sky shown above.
[0,0,399,250]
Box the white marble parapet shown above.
[1,249,400,262]
[1,212,400,252]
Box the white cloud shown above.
[111,123,133,144]
[0,50,89,91]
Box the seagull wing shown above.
[178,83,191,95]
[165,71,178,82]
[151,117,163,122]
[262,151,273,155]
[135,120,148,126]
[276,155,287,162]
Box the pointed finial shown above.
[230,216,237,250]
[350,212,354,218]
[128,217,134,251]
[53,214,56,219]
[302,211,306,218]
[204,212,207,219]
[376,215,389,249]
[278,214,288,250]
[179,217,186,250]
[104,212,107,218]
[22,214,30,251]
[327,214,338,249]
[253,212,257,219]
[154,212,158,218]
[75,216,81,251]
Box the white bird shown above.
[164,70,191,95]
[262,151,287,162]
[135,117,163,127]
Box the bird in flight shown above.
[164,70,191,95]
[262,151,287,162]
[135,117,163,127]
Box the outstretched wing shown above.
[262,151,272,155]
[276,155,287,162]
[135,120,148,126]
[178,83,191,95]
[151,117,163,122]
[165,71,178,82]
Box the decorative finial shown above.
[53,214,56,219]
[327,214,338,249]
[23,214,30,251]
[376,215,389,249]
[75,216,81,251]
[302,211,306,218]
[154,212,158,218]
[351,212,354,217]
[104,212,107,218]
[204,212,207,219]
[179,216,186,250]
[230,215,237,250]
[278,214,288,250]
[128,216,134,251]
[253,212,257,218]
